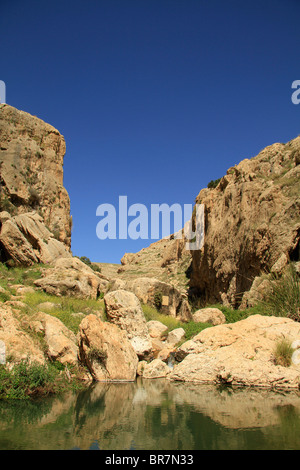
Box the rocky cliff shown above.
[0,104,71,250]
[190,136,300,307]
[116,135,300,309]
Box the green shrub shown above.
[207,178,221,189]
[261,264,300,321]
[0,361,57,399]
[154,292,163,310]
[273,339,294,367]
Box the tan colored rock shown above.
[147,320,168,339]
[34,257,106,299]
[0,211,71,266]
[0,104,71,249]
[193,308,226,325]
[166,328,185,345]
[104,290,152,359]
[0,304,45,364]
[170,315,300,389]
[190,136,300,307]
[140,359,170,379]
[78,314,138,382]
[36,313,78,365]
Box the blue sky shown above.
[1,0,300,263]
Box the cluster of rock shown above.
[2,274,300,390]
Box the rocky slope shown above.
[0,104,72,254]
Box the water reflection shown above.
[1,379,300,450]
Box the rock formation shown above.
[190,136,300,307]
[0,210,71,265]
[0,104,72,262]
[171,314,300,389]
[104,289,152,359]
[34,257,108,299]
[78,314,138,382]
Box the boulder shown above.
[34,257,107,299]
[35,313,78,365]
[166,328,185,345]
[0,304,45,364]
[147,320,168,339]
[192,307,226,325]
[170,315,300,389]
[104,290,152,359]
[78,314,138,382]
[139,359,170,379]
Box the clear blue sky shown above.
[1,0,300,263]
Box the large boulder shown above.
[125,277,192,322]
[104,290,152,359]
[78,314,138,382]
[34,257,107,299]
[147,320,168,339]
[0,304,45,364]
[34,313,78,365]
[170,315,300,389]
[192,307,226,325]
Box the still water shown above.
[0,378,300,450]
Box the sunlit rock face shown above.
[0,104,72,255]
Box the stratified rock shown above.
[190,136,300,307]
[192,308,226,325]
[34,257,107,299]
[0,104,72,249]
[170,315,300,389]
[104,290,152,359]
[78,314,138,382]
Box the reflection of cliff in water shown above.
[1,379,300,450]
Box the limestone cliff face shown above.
[0,104,71,249]
[190,136,300,306]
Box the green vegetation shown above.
[87,346,107,364]
[0,360,85,399]
[154,292,163,310]
[273,339,294,367]
[260,264,300,322]
[78,256,102,273]
[207,178,221,189]
[0,360,57,399]
[23,291,104,334]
